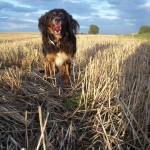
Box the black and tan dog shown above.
[38,9,79,84]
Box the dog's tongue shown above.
[53,25,61,32]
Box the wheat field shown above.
[0,33,150,150]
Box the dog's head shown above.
[38,9,79,37]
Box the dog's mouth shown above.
[53,25,61,35]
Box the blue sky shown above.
[0,0,150,34]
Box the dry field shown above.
[0,33,150,150]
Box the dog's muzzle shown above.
[53,17,62,35]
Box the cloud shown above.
[0,17,37,32]
[63,0,83,4]
[124,19,136,26]
[64,0,119,20]
[72,14,92,21]
[139,1,150,11]
[90,2,119,20]
[106,0,149,18]
[106,0,150,30]
[63,0,96,4]
[107,0,147,6]
[0,0,39,32]
[0,1,37,12]
[91,9,119,20]
[0,0,149,34]
[124,19,135,26]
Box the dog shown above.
[38,9,79,84]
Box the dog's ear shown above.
[69,16,79,33]
[66,13,79,34]
[38,13,48,34]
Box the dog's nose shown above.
[54,17,61,24]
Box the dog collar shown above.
[48,36,61,48]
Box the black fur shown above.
[38,9,79,56]
[38,9,79,84]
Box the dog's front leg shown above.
[44,59,56,77]
[60,62,71,84]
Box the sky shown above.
[0,0,150,34]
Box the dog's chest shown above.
[55,52,69,67]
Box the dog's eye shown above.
[59,13,65,19]
[52,13,56,18]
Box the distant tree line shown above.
[88,25,150,35]
[139,26,150,34]
[88,24,99,34]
